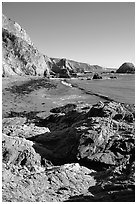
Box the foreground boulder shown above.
[116,62,135,74]
[2,133,96,202]
[27,101,134,171]
[2,131,134,202]
[2,14,50,77]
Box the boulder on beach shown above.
[116,63,135,74]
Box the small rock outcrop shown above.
[116,63,135,74]
[2,14,50,77]
[110,76,117,79]
[49,58,75,78]
[93,73,102,79]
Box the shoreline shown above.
[2,76,135,202]
[61,78,135,105]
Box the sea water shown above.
[72,74,135,104]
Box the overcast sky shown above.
[2,2,135,68]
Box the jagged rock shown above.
[67,161,135,202]
[2,162,96,202]
[87,101,134,122]
[2,100,135,201]
[116,62,135,74]
[2,14,50,77]
[2,134,42,168]
[50,103,77,114]
[2,134,96,202]
[50,58,71,78]
[2,117,50,138]
[28,101,134,170]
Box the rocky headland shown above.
[2,14,135,202]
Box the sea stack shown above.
[116,62,135,74]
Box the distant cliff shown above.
[2,14,50,77]
[50,57,105,76]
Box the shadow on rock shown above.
[65,187,135,202]
[3,110,46,122]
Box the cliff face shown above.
[2,14,105,78]
[2,14,50,77]
[51,57,104,75]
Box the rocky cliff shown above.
[2,14,50,77]
[2,14,106,78]
[51,57,105,76]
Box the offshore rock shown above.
[92,73,102,79]
[116,62,135,74]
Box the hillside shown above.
[2,14,107,78]
[51,57,105,74]
[2,14,50,77]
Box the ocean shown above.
[70,74,135,104]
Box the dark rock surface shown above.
[50,103,77,114]
[116,62,135,74]
[93,73,102,79]
[110,76,117,79]
[2,14,50,77]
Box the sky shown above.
[2,2,135,68]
